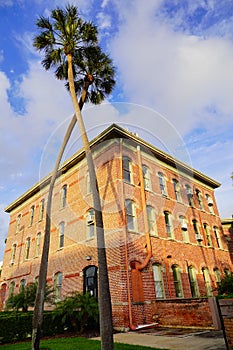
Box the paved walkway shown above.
[112,328,227,350]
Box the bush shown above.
[0,311,67,344]
[218,272,233,297]
[53,292,99,332]
[5,282,53,312]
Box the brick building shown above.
[1,124,232,329]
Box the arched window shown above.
[152,264,165,299]
[164,211,173,238]
[86,209,95,239]
[83,265,98,298]
[172,265,183,298]
[25,237,31,260]
[125,199,137,232]
[192,220,203,243]
[185,185,194,206]
[142,165,151,190]
[61,184,67,208]
[196,190,203,210]
[205,194,214,214]
[188,266,199,298]
[35,232,41,257]
[173,179,182,202]
[58,222,65,248]
[123,156,132,183]
[29,205,35,226]
[203,223,212,247]
[20,279,26,292]
[39,199,45,221]
[9,281,15,297]
[16,214,21,234]
[214,226,222,249]
[214,268,221,288]
[202,268,213,296]
[179,216,189,242]
[146,205,157,236]
[158,172,167,196]
[54,272,63,302]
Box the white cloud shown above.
[110,3,233,134]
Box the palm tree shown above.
[32,5,115,350]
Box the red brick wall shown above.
[1,136,233,331]
[152,298,213,328]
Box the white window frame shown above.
[125,199,137,232]
[142,165,151,191]
[123,156,133,184]
[152,264,165,299]
[146,205,157,236]
[158,172,167,196]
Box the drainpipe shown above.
[120,138,136,330]
[121,141,155,330]
[136,145,152,271]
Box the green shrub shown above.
[53,292,99,332]
[218,272,233,297]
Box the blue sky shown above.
[0,0,233,261]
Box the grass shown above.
[0,336,166,350]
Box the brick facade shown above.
[1,124,232,330]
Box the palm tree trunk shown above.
[67,53,114,350]
[31,92,87,350]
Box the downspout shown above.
[120,138,136,330]
[130,145,157,330]
[136,145,152,270]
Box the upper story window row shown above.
[15,184,68,233]
[122,157,215,213]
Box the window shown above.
[123,156,132,183]
[29,205,35,226]
[142,165,151,190]
[164,211,173,238]
[203,223,212,247]
[58,222,65,248]
[54,272,63,302]
[205,194,214,214]
[9,281,15,297]
[173,179,182,202]
[179,216,189,242]
[214,226,222,249]
[152,264,165,298]
[125,199,137,231]
[172,265,183,297]
[192,220,203,243]
[10,244,17,264]
[25,238,31,260]
[86,209,95,239]
[83,265,98,297]
[61,185,67,209]
[196,190,204,210]
[158,172,167,196]
[16,214,21,234]
[214,268,221,287]
[188,266,199,297]
[202,268,213,296]
[146,206,157,236]
[20,279,26,292]
[35,232,41,257]
[39,199,45,221]
[185,185,194,206]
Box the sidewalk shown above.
[112,328,227,350]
